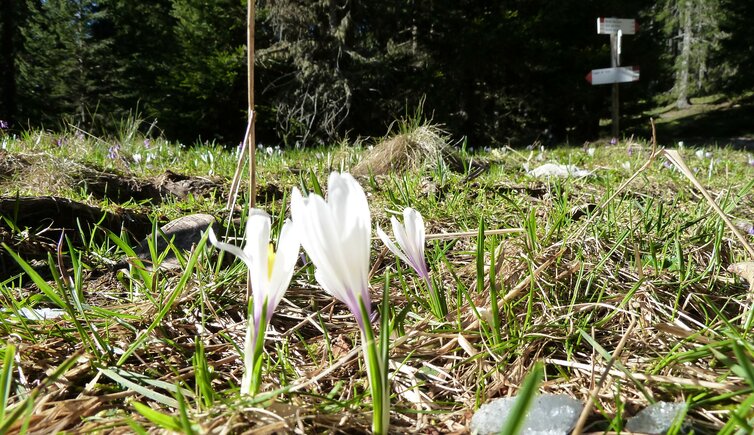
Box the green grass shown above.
[1,119,754,433]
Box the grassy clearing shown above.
[1,122,754,433]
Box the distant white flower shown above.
[133,153,142,164]
[621,161,631,171]
[677,141,684,148]
[587,147,596,157]
[528,163,590,178]
[695,149,713,160]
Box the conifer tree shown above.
[166,0,247,143]
[1,0,20,125]
[16,0,117,129]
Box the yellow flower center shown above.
[267,243,276,278]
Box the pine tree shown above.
[658,0,725,108]
[716,0,754,94]
[166,0,247,143]
[16,0,117,129]
[101,0,178,131]
[1,0,20,125]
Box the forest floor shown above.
[629,93,754,149]
[2,109,754,433]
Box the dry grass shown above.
[353,124,464,176]
[2,128,754,433]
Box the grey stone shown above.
[625,402,686,435]
[134,213,219,270]
[470,394,584,435]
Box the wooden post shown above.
[592,18,638,139]
[610,32,620,138]
[247,0,257,210]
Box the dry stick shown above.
[663,149,754,259]
[247,0,257,210]
[571,315,638,435]
[225,117,253,212]
[425,228,524,240]
[545,358,738,392]
[223,2,257,227]
[225,2,258,215]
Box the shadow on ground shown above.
[625,94,754,149]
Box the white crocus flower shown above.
[290,172,389,434]
[290,172,372,328]
[377,207,430,283]
[208,209,299,395]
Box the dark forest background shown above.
[1,0,751,147]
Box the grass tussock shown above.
[353,123,463,176]
[1,123,754,433]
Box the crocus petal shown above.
[290,172,373,324]
[379,207,429,279]
[328,173,371,307]
[246,210,273,324]
[208,227,253,270]
[266,219,300,319]
[377,225,411,266]
[402,208,429,276]
[404,207,426,256]
[391,215,422,273]
[292,188,352,301]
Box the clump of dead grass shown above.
[353,123,463,176]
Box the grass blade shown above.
[498,362,543,435]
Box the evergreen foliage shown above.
[16,0,117,128]
[3,0,749,145]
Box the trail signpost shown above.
[587,17,639,137]
[586,66,640,85]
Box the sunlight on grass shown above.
[1,123,754,432]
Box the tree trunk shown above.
[676,0,692,109]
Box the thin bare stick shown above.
[545,358,737,391]
[247,0,257,210]
[226,115,252,212]
[571,316,637,435]
[224,1,258,220]
[424,228,524,240]
[370,228,524,242]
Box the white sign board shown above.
[597,17,637,35]
[586,66,640,85]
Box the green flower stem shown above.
[424,274,447,320]
[358,297,389,434]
